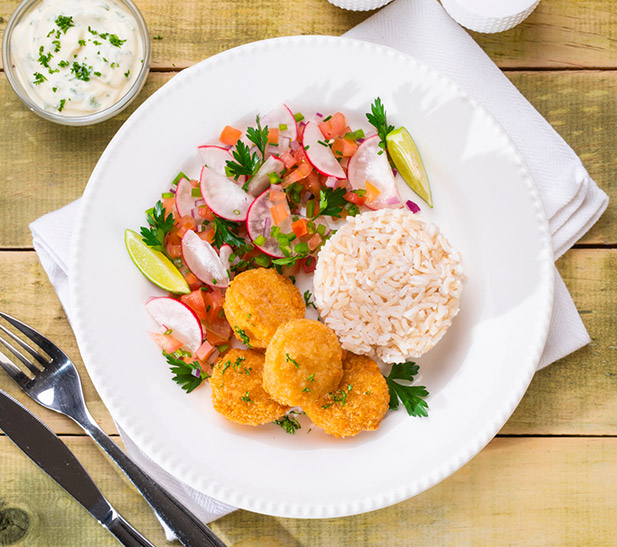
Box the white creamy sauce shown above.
[11,0,144,115]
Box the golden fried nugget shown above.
[304,353,390,438]
[210,348,289,426]
[263,319,343,407]
[223,268,305,349]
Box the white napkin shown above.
[29,0,608,536]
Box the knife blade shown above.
[0,389,154,547]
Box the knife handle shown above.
[107,512,156,547]
[82,420,226,547]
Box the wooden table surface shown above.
[1,0,616,545]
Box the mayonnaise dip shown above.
[10,0,145,116]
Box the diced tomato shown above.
[195,340,215,361]
[206,317,232,345]
[365,181,381,203]
[344,191,367,206]
[270,203,290,226]
[198,227,215,244]
[176,215,196,238]
[167,244,182,259]
[279,150,297,169]
[283,162,313,186]
[149,332,183,354]
[331,137,358,158]
[197,205,214,221]
[203,288,224,324]
[267,128,279,144]
[292,218,309,237]
[301,171,321,198]
[180,289,208,320]
[184,272,201,291]
[318,112,346,139]
[291,146,308,165]
[219,125,242,146]
[162,197,179,221]
[301,256,317,274]
[307,233,322,251]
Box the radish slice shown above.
[145,297,203,354]
[181,230,229,288]
[262,104,297,153]
[219,244,233,275]
[246,155,285,197]
[175,177,198,219]
[199,165,253,221]
[347,135,403,210]
[197,145,232,176]
[246,189,292,258]
[302,121,345,179]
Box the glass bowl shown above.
[2,0,151,126]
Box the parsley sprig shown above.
[273,415,301,434]
[224,115,269,181]
[366,97,395,150]
[163,351,209,393]
[211,215,247,248]
[139,201,175,255]
[314,187,346,219]
[385,362,429,417]
[246,115,269,160]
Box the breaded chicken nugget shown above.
[223,268,305,349]
[210,348,289,425]
[263,318,343,406]
[304,353,390,438]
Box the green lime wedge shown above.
[125,229,190,294]
[386,127,433,208]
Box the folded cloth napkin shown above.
[29,0,608,536]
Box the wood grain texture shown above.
[0,248,615,436]
[2,0,617,70]
[0,436,614,545]
[0,70,615,248]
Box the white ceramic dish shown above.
[70,36,554,518]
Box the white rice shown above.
[313,209,464,363]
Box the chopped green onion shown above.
[294,112,304,122]
[279,123,288,131]
[161,192,174,199]
[254,235,266,246]
[316,224,327,236]
[172,171,189,186]
[255,254,271,267]
[307,220,316,234]
[294,241,309,255]
[344,129,365,142]
[323,115,332,122]
[306,199,316,218]
[267,172,282,185]
[217,343,229,353]
[191,187,201,198]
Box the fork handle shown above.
[84,423,226,547]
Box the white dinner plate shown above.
[70,36,554,518]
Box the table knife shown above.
[0,389,154,547]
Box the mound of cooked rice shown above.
[313,209,463,363]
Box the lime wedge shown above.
[125,229,190,294]
[386,127,433,208]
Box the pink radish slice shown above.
[302,121,346,179]
[145,297,203,354]
[197,145,232,176]
[246,189,292,258]
[219,244,233,275]
[262,104,297,153]
[347,135,403,210]
[199,165,253,221]
[174,177,200,219]
[181,230,229,288]
[246,155,285,197]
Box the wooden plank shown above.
[0,248,615,436]
[0,70,615,248]
[2,0,616,70]
[0,436,615,545]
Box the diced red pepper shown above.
[219,125,242,145]
[365,182,381,203]
[331,137,358,158]
[267,128,279,144]
[292,218,309,237]
[270,203,290,226]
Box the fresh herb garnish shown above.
[225,141,260,180]
[285,353,300,369]
[366,97,395,150]
[234,326,252,347]
[124,69,131,78]
[32,72,47,85]
[211,215,246,248]
[108,34,126,47]
[163,351,209,394]
[58,99,66,112]
[71,61,92,82]
[273,415,301,434]
[314,187,346,219]
[55,15,75,34]
[246,115,269,160]
[240,391,254,403]
[303,290,317,310]
[322,384,353,409]
[37,46,53,69]
[384,362,429,417]
[139,200,175,254]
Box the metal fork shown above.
[0,312,226,547]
